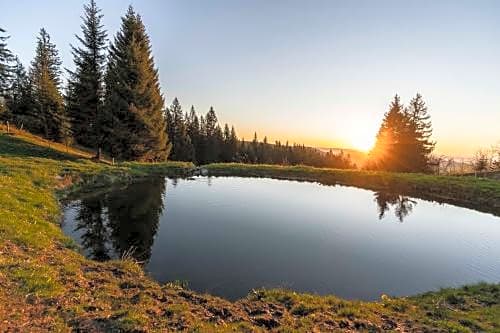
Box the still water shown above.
[62,176,500,301]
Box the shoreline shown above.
[1,132,499,331]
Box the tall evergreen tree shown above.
[103,6,170,161]
[30,28,70,142]
[67,0,107,155]
[0,28,13,119]
[221,123,232,162]
[405,93,435,172]
[228,126,238,161]
[368,94,435,172]
[186,105,201,161]
[6,57,35,127]
[166,98,195,161]
[0,28,13,94]
[204,107,220,163]
[368,95,407,171]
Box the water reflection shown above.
[72,177,166,262]
[63,176,500,301]
[75,197,110,260]
[374,191,417,222]
[70,179,418,265]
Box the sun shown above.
[350,132,376,152]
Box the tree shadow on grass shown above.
[0,134,81,161]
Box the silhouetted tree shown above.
[165,98,195,161]
[67,0,107,156]
[186,105,201,160]
[221,123,238,162]
[103,6,170,161]
[367,94,435,172]
[203,107,221,163]
[405,93,435,172]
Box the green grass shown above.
[0,128,499,332]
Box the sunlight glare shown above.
[350,132,376,152]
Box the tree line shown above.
[0,0,354,169]
[0,1,452,173]
[165,98,355,168]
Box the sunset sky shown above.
[2,0,499,156]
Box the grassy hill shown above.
[0,127,499,332]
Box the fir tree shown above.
[0,28,13,94]
[103,6,170,161]
[250,132,259,163]
[228,126,238,161]
[368,95,407,171]
[204,107,220,163]
[6,57,35,127]
[221,123,232,162]
[0,28,13,119]
[368,94,435,172]
[67,0,107,156]
[186,105,201,161]
[405,93,435,172]
[30,28,70,142]
[166,98,195,161]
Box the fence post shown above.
[6,121,9,134]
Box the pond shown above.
[62,176,500,301]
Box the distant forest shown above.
[2,1,495,173]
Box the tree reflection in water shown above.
[75,197,111,261]
[373,191,417,222]
[74,177,166,263]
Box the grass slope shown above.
[0,128,499,332]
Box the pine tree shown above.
[166,98,195,161]
[228,126,238,161]
[0,28,13,119]
[67,0,107,155]
[405,93,435,172]
[221,123,232,162]
[30,28,70,142]
[0,28,13,94]
[250,132,259,163]
[368,94,435,172]
[186,105,200,162]
[368,95,408,171]
[103,6,170,161]
[6,57,35,127]
[204,107,220,163]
